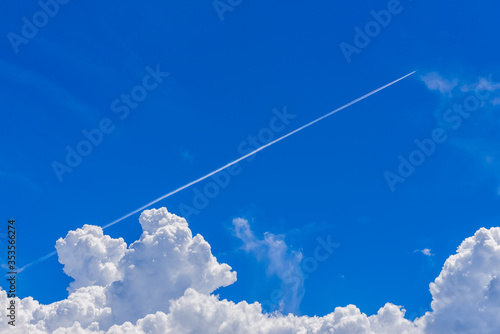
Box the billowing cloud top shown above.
[1,208,499,333]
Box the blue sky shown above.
[1,0,500,325]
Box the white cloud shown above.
[422,227,500,333]
[55,224,127,292]
[428,73,500,191]
[460,76,500,94]
[420,72,458,95]
[414,248,434,257]
[48,289,419,334]
[1,208,500,333]
[233,218,304,313]
[105,208,236,325]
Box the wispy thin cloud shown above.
[414,248,434,256]
[420,72,458,95]
[233,218,304,313]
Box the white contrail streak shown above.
[103,70,416,229]
[17,251,56,273]
[17,71,415,273]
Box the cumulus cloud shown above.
[105,208,236,325]
[422,227,500,333]
[1,208,500,333]
[55,224,127,292]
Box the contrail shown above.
[103,71,415,228]
[17,251,56,273]
[17,71,416,273]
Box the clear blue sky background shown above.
[1,0,499,320]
